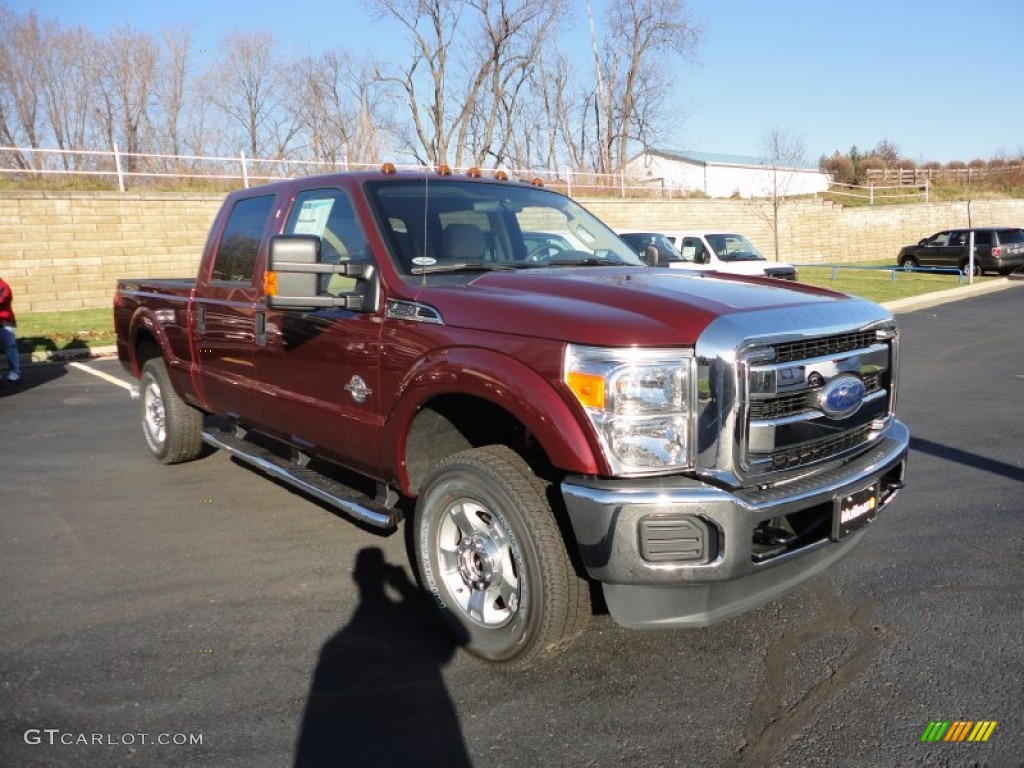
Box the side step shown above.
[201,427,402,529]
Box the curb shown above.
[882,275,1021,314]
[20,345,118,366]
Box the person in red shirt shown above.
[0,277,19,382]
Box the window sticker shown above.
[292,198,335,236]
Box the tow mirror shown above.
[265,235,376,311]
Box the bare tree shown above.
[98,24,159,170]
[587,0,702,174]
[289,51,395,166]
[0,8,44,168]
[459,0,566,168]
[369,0,564,167]
[873,139,901,167]
[756,125,807,261]
[39,23,101,169]
[155,25,192,159]
[208,30,299,160]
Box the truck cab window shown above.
[211,195,275,283]
[284,188,369,295]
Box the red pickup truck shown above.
[115,166,909,666]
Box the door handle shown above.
[255,311,267,347]
[196,304,206,335]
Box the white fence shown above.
[0,144,678,198]
[827,181,929,205]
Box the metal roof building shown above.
[625,149,830,199]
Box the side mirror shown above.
[265,235,376,311]
[642,244,660,266]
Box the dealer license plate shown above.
[833,483,879,540]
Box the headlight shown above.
[564,345,695,475]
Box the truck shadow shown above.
[293,547,471,768]
[910,435,1024,484]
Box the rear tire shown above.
[414,445,590,667]
[139,358,203,464]
[959,259,981,277]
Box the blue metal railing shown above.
[792,263,965,285]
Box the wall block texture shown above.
[1,190,1022,312]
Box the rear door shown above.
[970,230,994,270]
[194,193,277,421]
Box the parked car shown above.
[619,230,798,280]
[666,231,798,280]
[897,227,1024,276]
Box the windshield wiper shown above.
[410,261,524,275]
[546,257,622,267]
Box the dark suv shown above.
[897,227,1024,276]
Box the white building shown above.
[625,149,831,199]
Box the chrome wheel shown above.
[436,498,520,629]
[143,378,167,452]
[414,446,590,666]
[138,359,203,464]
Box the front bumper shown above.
[561,419,909,628]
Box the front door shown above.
[253,187,384,476]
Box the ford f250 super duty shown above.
[115,165,909,666]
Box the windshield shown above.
[365,178,644,276]
[706,234,766,262]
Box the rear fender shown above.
[127,306,198,406]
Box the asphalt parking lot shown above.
[1,285,1022,767]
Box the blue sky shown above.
[19,0,1024,163]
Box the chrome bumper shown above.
[561,420,909,628]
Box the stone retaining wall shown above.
[1,189,1022,312]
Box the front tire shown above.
[139,358,203,464]
[414,445,590,667]
[900,256,918,271]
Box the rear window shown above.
[211,195,275,282]
[997,229,1024,244]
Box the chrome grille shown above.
[742,330,895,477]
[768,426,873,471]
[748,370,883,420]
[772,331,878,364]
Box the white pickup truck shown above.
[618,230,798,281]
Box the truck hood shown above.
[407,267,856,347]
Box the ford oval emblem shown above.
[819,375,865,419]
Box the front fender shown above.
[385,346,603,494]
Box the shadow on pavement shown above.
[910,435,1024,484]
[0,362,68,398]
[293,547,471,768]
